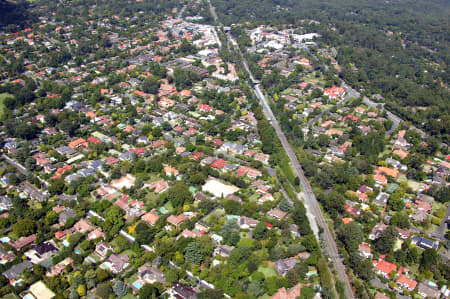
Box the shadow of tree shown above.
[0,0,37,31]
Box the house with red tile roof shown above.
[68,138,88,150]
[167,214,189,228]
[310,102,323,109]
[146,179,169,194]
[376,166,399,178]
[343,114,359,122]
[164,166,179,178]
[11,235,36,251]
[321,120,334,128]
[179,89,192,97]
[374,174,388,186]
[345,205,360,217]
[415,200,432,213]
[324,85,345,100]
[191,152,205,160]
[141,210,160,226]
[358,242,372,259]
[198,103,213,112]
[393,149,408,159]
[374,259,397,278]
[397,274,417,291]
[52,165,73,180]
[270,283,302,299]
[211,159,227,169]
[342,217,353,224]
[87,136,102,145]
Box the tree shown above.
[391,212,410,229]
[77,285,86,297]
[184,241,204,264]
[103,205,124,234]
[95,283,112,299]
[198,289,224,299]
[190,172,206,185]
[96,269,111,282]
[374,226,398,254]
[165,268,179,284]
[253,222,268,240]
[142,76,160,94]
[12,218,36,237]
[112,280,127,298]
[45,211,59,226]
[223,199,241,215]
[221,219,239,239]
[228,247,251,266]
[279,198,292,212]
[291,202,312,235]
[135,221,156,245]
[168,182,193,208]
[286,269,299,286]
[300,286,316,299]
[85,270,96,288]
[48,179,65,195]
[247,280,264,297]
[337,222,364,253]
[139,283,162,299]
[388,197,404,212]
[420,249,440,272]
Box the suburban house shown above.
[167,214,190,229]
[270,283,302,299]
[11,234,37,251]
[275,257,298,276]
[358,243,373,259]
[102,254,129,274]
[25,241,59,264]
[137,264,165,284]
[95,242,113,258]
[418,280,441,298]
[47,257,73,277]
[141,209,160,226]
[397,274,417,291]
[213,245,234,258]
[373,259,397,278]
[3,261,33,284]
[169,283,197,299]
[239,216,259,229]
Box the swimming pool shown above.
[0,237,10,243]
[133,281,143,289]
[23,293,35,299]
[74,248,81,254]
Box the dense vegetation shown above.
[212,0,450,142]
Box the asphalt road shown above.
[206,4,354,297]
[431,204,449,241]
[253,84,355,299]
[2,154,49,188]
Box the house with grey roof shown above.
[275,257,298,276]
[3,261,33,281]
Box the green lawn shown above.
[125,273,139,284]
[144,191,160,203]
[163,201,174,213]
[257,264,278,278]
[122,294,138,299]
[2,294,19,299]
[248,193,259,202]
[122,249,137,258]
[202,208,225,224]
